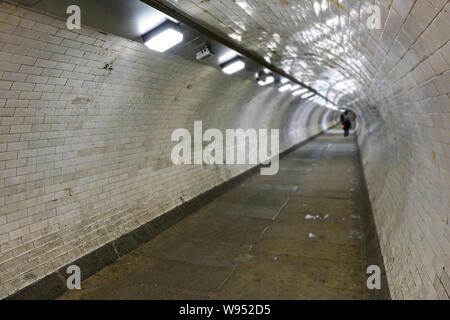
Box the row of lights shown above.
[141,17,339,111]
[256,70,331,106]
[142,19,248,75]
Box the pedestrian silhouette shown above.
[341,111,352,137]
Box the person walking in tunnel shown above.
[342,111,352,137]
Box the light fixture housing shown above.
[143,20,184,53]
[256,69,275,86]
[221,57,246,75]
[195,43,214,60]
[258,76,275,86]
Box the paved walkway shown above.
[60,132,379,300]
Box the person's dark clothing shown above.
[343,120,351,137]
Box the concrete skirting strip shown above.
[355,142,391,300]
[6,131,328,300]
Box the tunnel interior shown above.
[0,0,448,300]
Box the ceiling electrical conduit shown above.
[140,0,341,109]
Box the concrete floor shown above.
[59,132,379,300]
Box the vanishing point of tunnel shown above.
[0,0,449,301]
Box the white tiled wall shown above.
[160,0,450,300]
[0,1,336,298]
[355,0,450,300]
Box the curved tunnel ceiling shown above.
[0,0,448,299]
[152,0,449,111]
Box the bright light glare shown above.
[326,103,339,110]
[165,15,179,23]
[314,1,321,15]
[222,60,245,74]
[292,89,308,96]
[145,28,183,52]
[278,84,292,92]
[280,78,289,84]
[236,0,252,12]
[290,84,301,91]
[228,33,242,41]
[258,76,275,86]
[301,92,315,99]
[219,50,239,63]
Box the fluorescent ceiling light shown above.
[290,84,301,91]
[144,28,183,53]
[278,84,292,92]
[293,89,308,96]
[280,77,289,84]
[258,76,275,86]
[219,50,239,63]
[301,92,315,99]
[222,59,245,74]
[228,33,242,41]
[326,103,339,110]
